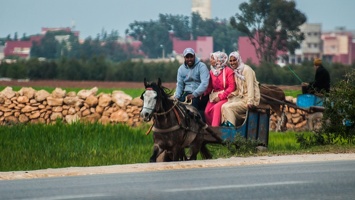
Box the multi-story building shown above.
[289,23,322,64]
[237,23,338,66]
[322,27,355,65]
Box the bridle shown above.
[142,87,182,134]
[142,87,179,116]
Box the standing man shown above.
[302,58,330,95]
[174,48,210,119]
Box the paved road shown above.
[1,160,354,200]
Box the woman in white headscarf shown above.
[221,51,260,127]
[204,51,235,126]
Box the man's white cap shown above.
[183,48,195,57]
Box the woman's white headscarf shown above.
[229,51,245,80]
[210,51,228,76]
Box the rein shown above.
[154,100,179,116]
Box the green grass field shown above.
[0,86,145,98]
[1,122,354,172]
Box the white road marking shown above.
[164,181,309,192]
[23,193,111,200]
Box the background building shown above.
[172,36,213,62]
[322,27,355,65]
[289,23,322,65]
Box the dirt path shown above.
[0,80,176,89]
[1,153,355,180]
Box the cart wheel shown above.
[307,112,323,131]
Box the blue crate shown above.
[297,94,323,109]
[218,109,270,146]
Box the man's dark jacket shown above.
[308,65,330,94]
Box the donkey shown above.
[140,78,221,162]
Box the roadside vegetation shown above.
[1,121,355,172]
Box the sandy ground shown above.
[1,153,355,181]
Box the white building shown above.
[289,23,322,64]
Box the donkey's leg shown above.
[171,146,184,161]
[176,147,188,161]
[187,146,199,161]
[150,144,163,162]
[187,139,204,161]
[200,143,213,159]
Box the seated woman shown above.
[204,51,235,126]
[221,51,260,127]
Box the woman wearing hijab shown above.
[204,51,235,126]
[221,51,260,127]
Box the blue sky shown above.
[1,0,354,39]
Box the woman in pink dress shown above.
[204,51,235,126]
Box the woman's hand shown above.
[213,97,220,103]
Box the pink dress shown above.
[204,67,235,126]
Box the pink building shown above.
[322,31,354,65]
[3,35,48,59]
[172,36,213,61]
[238,36,260,65]
[3,27,80,59]
[4,41,32,58]
[238,36,288,66]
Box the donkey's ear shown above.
[157,78,161,87]
[144,78,148,88]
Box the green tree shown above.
[191,13,243,53]
[128,14,191,58]
[230,0,306,63]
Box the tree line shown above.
[0,57,353,87]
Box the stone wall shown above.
[0,87,143,126]
[0,87,322,131]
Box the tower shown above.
[191,0,211,19]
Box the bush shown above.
[295,70,355,147]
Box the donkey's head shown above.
[140,78,162,122]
